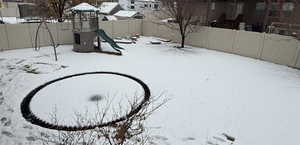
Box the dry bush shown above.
[36,94,168,145]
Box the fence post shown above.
[111,20,115,38]
[4,23,10,50]
[258,33,266,59]
[294,41,300,68]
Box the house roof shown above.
[99,2,119,14]
[113,10,138,18]
[70,3,99,12]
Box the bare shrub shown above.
[36,94,167,145]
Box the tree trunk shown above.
[181,35,185,48]
[58,18,64,22]
[263,1,271,32]
[58,10,64,22]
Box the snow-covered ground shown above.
[0,37,300,145]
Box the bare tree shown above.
[34,0,69,22]
[34,0,98,22]
[160,0,206,48]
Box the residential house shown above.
[135,0,160,12]
[119,0,160,12]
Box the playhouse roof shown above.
[99,2,119,14]
[71,3,100,12]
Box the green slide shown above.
[95,29,125,51]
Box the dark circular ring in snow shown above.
[20,72,151,131]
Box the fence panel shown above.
[261,34,299,67]
[112,20,129,38]
[142,20,158,36]
[157,23,175,40]
[57,22,73,44]
[128,19,142,36]
[233,31,264,59]
[28,23,39,48]
[186,26,210,48]
[41,23,59,47]
[294,42,300,68]
[207,27,237,53]
[99,21,113,38]
[5,24,32,50]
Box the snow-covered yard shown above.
[0,37,300,145]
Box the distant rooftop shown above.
[99,2,119,14]
[114,10,138,18]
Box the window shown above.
[131,5,135,9]
[154,4,158,9]
[283,3,294,11]
[256,2,265,10]
[283,2,294,17]
[211,2,215,10]
[145,4,148,7]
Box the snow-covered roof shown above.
[113,10,138,18]
[99,2,119,14]
[0,17,26,24]
[137,0,158,2]
[104,15,118,21]
[70,3,99,12]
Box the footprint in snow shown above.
[0,97,4,105]
[7,108,14,113]
[1,117,12,126]
[26,136,37,141]
[153,135,168,141]
[23,125,33,130]
[182,137,196,141]
[1,130,14,137]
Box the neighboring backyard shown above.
[0,37,300,145]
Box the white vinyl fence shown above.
[142,20,300,69]
[0,19,142,50]
[0,19,299,69]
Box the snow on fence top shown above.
[71,3,100,12]
[137,0,158,2]
[99,2,119,14]
[114,10,138,18]
[1,17,26,24]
